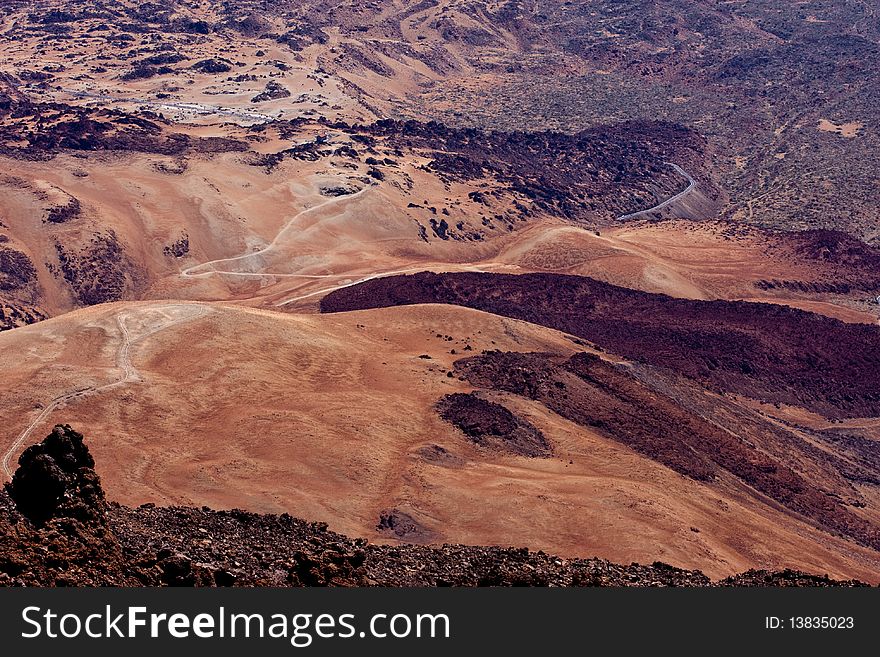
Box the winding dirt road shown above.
[274,264,496,307]
[180,186,371,279]
[615,162,696,222]
[179,183,502,305]
[1,304,208,479]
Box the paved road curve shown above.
[615,162,696,222]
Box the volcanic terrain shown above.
[1,0,879,586]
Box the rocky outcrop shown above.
[5,425,107,526]
[191,58,232,74]
[319,184,360,197]
[436,392,551,457]
[376,509,437,543]
[252,81,291,103]
[55,231,136,305]
[0,247,37,291]
[0,303,46,332]
[163,234,190,258]
[44,197,81,224]
[0,73,29,115]
[0,247,44,331]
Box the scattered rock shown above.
[376,509,437,543]
[319,184,360,197]
[252,81,291,103]
[437,392,551,457]
[163,234,190,258]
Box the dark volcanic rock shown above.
[319,184,360,197]
[55,231,135,305]
[0,247,37,290]
[348,119,710,222]
[376,509,436,543]
[0,103,248,159]
[453,351,715,481]
[137,52,187,67]
[163,234,189,258]
[121,65,174,81]
[759,229,880,293]
[192,58,231,74]
[228,13,271,38]
[320,271,880,419]
[437,392,551,457]
[252,81,291,103]
[448,350,880,551]
[171,18,212,35]
[720,569,867,587]
[5,425,107,526]
[45,197,81,224]
[0,73,29,114]
[791,229,880,266]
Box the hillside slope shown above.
[1,300,879,581]
[1,425,869,587]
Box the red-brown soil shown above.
[321,271,880,419]
[451,350,880,552]
[4,302,879,582]
[2,0,880,588]
[1,426,868,587]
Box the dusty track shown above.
[1,304,209,479]
[180,187,371,280]
[178,181,501,306]
[274,264,496,306]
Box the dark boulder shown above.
[192,58,231,74]
[5,425,107,526]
